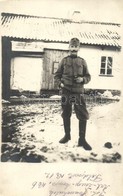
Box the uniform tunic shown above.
[54,55,91,120]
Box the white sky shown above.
[0,0,123,23]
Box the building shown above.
[1,12,122,100]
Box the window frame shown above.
[52,61,59,74]
[99,56,113,77]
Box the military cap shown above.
[69,38,80,51]
[69,38,80,47]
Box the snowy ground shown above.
[1,99,123,163]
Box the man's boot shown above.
[78,120,92,150]
[59,118,71,143]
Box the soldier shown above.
[54,38,92,150]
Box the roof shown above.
[1,12,121,48]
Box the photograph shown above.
[0,0,123,195]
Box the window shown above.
[100,56,113,76]
[52,62,59,74]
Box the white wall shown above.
[11,41,122,92]
[44,42,122,91]
[78,46,122,91]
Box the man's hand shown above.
[60,83,64,88]
[75,77,84,83]
[59,83,64,95]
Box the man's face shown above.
[69,45,79,56]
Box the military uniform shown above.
[54,38,92,150]
[54,55,90,120]
[54,55,91,93]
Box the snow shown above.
[97,90,120,100]
[2,99,10,103]
[88,100,123,159]
[50,95,61,99]
[102,90,113,98]
[1,99,123,163]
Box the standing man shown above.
[54,38,92,150]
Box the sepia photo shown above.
[0,0,123,195]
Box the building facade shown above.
[1,13,122,99]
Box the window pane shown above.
[107,69,112,75]
[100,69,105,75]
[101,56,106,63]
[100,56,106,75]
[107,57,112,69]
[108,57,112,64]
[101,63,105,68]
[53,62,59,74]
